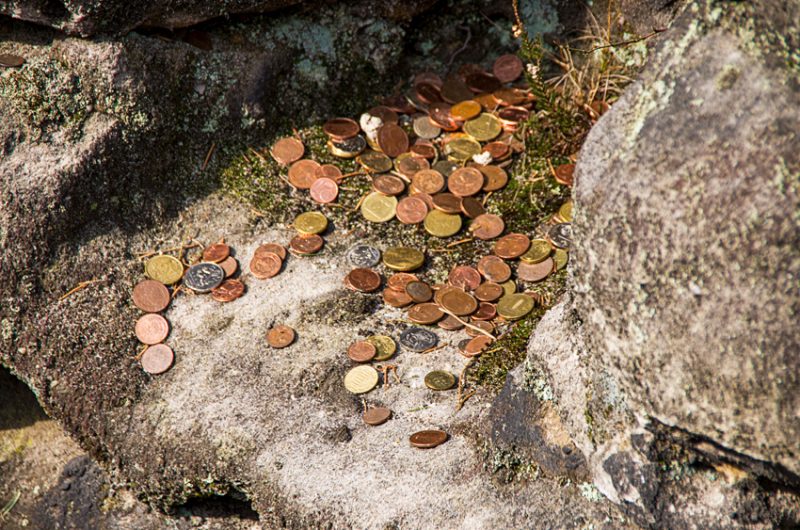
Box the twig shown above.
[201,142,216,171]
[439,308,495,339]
[134,344,148,361]
[420,344,446,354]
[340,171,366,180]
[579,28,667,53]
[456,358,476,411]
[446,25,472,71]
[446,238,473,248]
[59,279,107,301]
[0,490,20,519]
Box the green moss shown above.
[482,443,539,483]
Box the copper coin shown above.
[554,163,575,186]
[348,340,377,362]
[474,281,504,302]
[497,106,530,125]
[140,344,174,375]
[466,320,495,337]
[363,406,392,426]
[132,280,171,313]
[448,266,481,290]
[517,258,554,282]
[493,88,528,106]
[345,268,382,293]
[267,325,296,348]
[465,71,502,93]
[439,288,478,316]
[383,287,413,308]
[396,196,428,224]
[310,177,339,204]
[431,193,462,214]
[411,192,435,211]
[405,280,433,303]
[271,137,305,165]
[492,54,524,83]
[470,214,505,240]
[409,430,448,449]
[411,169,445,194]
[219,256,238,277]
[250,253,282,278]
[472,302,497,321]
[255,243,287,261]
[415,82,442,104]
[477,256,512,283]
[203,243,230,263]
[479,165,509,192]
[135,314,170,345]
[458,63,484,79]
[448,167,484,197]
[464,335,493,357]
[288,159,321,189]
[433,284,459,306]
[440,75,474,103]
[0,54,25,68]
[396,155,429,177]
[414,71,443,88]
[494,233,531,259]
[377,123,409,158]
[323,117,359,141]
[428,102,458,130]
[407,303,444,325]
[437,314,465,331]
[290,234,324,255]
[211,279,245,302]
[410,143,436,159]
[483,142,510,160]
[316,163,343,182]
[387,273,418,292]
[460,197,485,219]
[367,105,399,125]
[383,93,416,114]
[373,174,406,196]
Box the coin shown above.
[411,169,445,194]
[432,159,459,177]
[520,239,552,264]
[431,192,462,214]
[345,268,382,293]
[460,197,485,218]
[482,142,510,161]
[474,281,504,302]
[414,71,443,88]
[395,153,429,177]
[211,279,245,302]
[517,258,554,282]
[289,234,324,255]
[437,314,464,330]
[348,340,377,362]
[424,210,462,238]
[444,137,482,161]
[466,320,495,337]
[329,136,366,158]
[448,167,484,197]
[383,93,416,114]
[0,54,25,67]
[501,279,517,296]
[203,243,230,263]
[271,137,305,165]
[383,247,424,271]
[428,101,456,129]
[267,325,296,348]
[450,100,482,121]
[553,248,569,271]
[474,92,500,109]
[472,302,497,320]
[144,255,184,285]
[362,407,392,426]
[357,150,393,173]
[497,106,530,129]
[399,327,437,352]
[494,233,531,259]
[449,265,481,290]
[424,370,456,390]
[412,192,435,211]
[441,74,474,103]
[410,143,436,159]
[554,163,575,186]
[361,192,398,223]
[250,253,282,278]
[140,344,174,375]
[409,430,448,449]
[477,255,512,283]
[288,159,321,189]
[408,303,444,325]
[347,244,381,268]
[479,165,509,192]
[255,243,287,261]
[294,211,328,235]
[135,313,170,345]
[556,200,573,223]
[493,88,528,106]
[310,177,339,204]
[367,335,396,361]
[465,71,502,93]
[219,256,238,277]
[415,81,442,104]
[433,284,459,306]
[387,272,418,291]
[132,280,171,312]
[396,196,428,224]
[383,287,414,307]
[316,163,343,182]
[497,293,535,320]
[463,113,502,142]
[377,123,409,158]
[373,174,406,196]
[323,117,360,141]
[413,116,441,139]
[439,288,478,316]
[548,223,572,249]
[492,54,524,83]
[405,280,433,303]
[470,213,505,240]
[344,365,379,394]
[183,262,225,293]
[463,335,493,357]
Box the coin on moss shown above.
[361,192,398,223]
[383,247,425,271]
[294,211,328,234]
[520,239,552,264]
[424,209,462,238]
[497,293,534,320]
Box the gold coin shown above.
[144,255,184,285]
[424,209,462,238]
[361,192,398,223]
[520,239,553,264]
[450,100,481,121]
[497,293,534,320]
[424,370,456,391]
[294,211,328,234]
[357,150,393,173]
[558,200,573,223]
[553,248,569,271]
[444,137,481,162]
[501,280,517,297]
[383,247,425,272]
[344,365,379,394]
[463,113,502,142]
[367,335,397,361]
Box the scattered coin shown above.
[347,244,381,268]
[405,280,433,303]
[256,243,287,260]
[517,258,554,282]
[316,163,343,182]
[250,252,282,278]
[497,293,535,320]
[399,327,438,352]
[267,325,296,348]
[377,123,409,158]
[344,365,380,394]
[383,247,424,271]
[144,255,184,285]
[409,430,448,449]
[472,302,497,320]
[288,159,321,189]
[463,335,493,357]
[135,313,170,345]
[474,281,504,302]
[424,370,456,391]
[183,263,225,292]
[451,100,482,121]
[310,177,339,204]
[345,268,382,293]
[463,113,502,142]
[387,272,419,291]
[548,223,572,249]
[367,335,397,361]
[323,117,360,141]
[373,174,406,196]
[290,234,324,255]
[211,279,246,302]
[479,165,509,192]
[358,150,393,173]
[448,265,481,290]
[348,340,377,362]
[470,213,505,240]
[553,248,569,271]
[411,169,445,194]
[407,303,444,325]
[477,255,512,283]
[521,239,552,264]
[361,192,398,222]
[203,242,230,263]
[448,167,484,197]
[219,256,239,277]
[438,314,465,331]
[439,288,478,316]
[383,287,414,308]
[492,54,524,83]
[557,200,573,223]
[132,279,171,313]
[460,196,485,218]
[140,343,175,375]
[363,407,392,426]
[294,211,328,235]
[424,209,462,238]
[271,137,305,165]
[494,233,531,259]
[554,163,575,186]
[413,116,441,139]
[431,192,462,214]
[396,196,429,224]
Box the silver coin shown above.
[399,327,438,352]
[347,244,381,268]
[183,262,224,293]
[332,135,366,155]
[548,223,572,249]
[413,116,441,139]
[432,160,459,177]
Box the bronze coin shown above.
[440,75,474,103]
[492,54,524,83]
[135,313,170,345]
[310,177,339,204]
[140,344,174,375]
[411,169,445,194]
[409,430,448,449]
[316,163,343,182]
[414,71,443,88]
[554,163,575,186]
[0,54,25,68]
[383,287,413,308]
[290,234,324,255]
[396,155,429,177]
[437,314,464,331]
[479,165,509,192]
[377,123,410,158]
[373,174,406,196]
[323,117,360,141]
[288,159,321,189]
[345,268,382,293]
[410,143,436,159]
[411,192,435,211]
[203,243,230,263]
[464,335,493,357]
[431,193,462,214]
[348,340,377,362]
[415,82,442,104]
[132,280,171,313]
[367,105,399,125]
[271,137,305,165]
[448,167,485,197]
[470,214,505,240]
[396,196,428,225]
[405,280,433,303]
[383,93,417,114]
[448,265,482,291]
[439,288,478,316]
[517,258,554,282]
[477,255,512,283]
[472,302,497,321]
[482,142,510,161]
[466,320,495,337]
[428,102,459,130]
[497,106,530,125]
[465,71,502,93]
[474,281,504,302]
[494,233,531,259]
[407,303,444,325]
[460,197,485,219]
[387,273,418,292]
[211,279,245,302]
[267,325,296,348]
[250,253,283,279]
[219,256,238,277]
[493,87,528,106]
[363,407,392,426]
[255,243,287,261]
